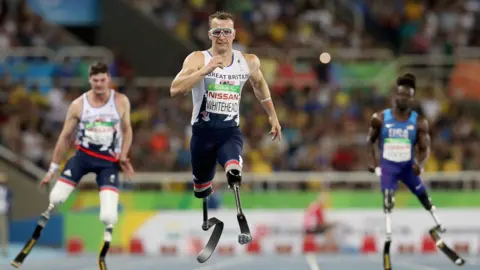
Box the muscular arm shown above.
[416,117,431,168]
[118,94,132,160]
[245,54,279,120]
[367,112,382,168]
[170,51,206,97]
[51,101,80,164]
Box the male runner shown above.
[367,73,443,226]
[11,62,134,268]
[366,73,456,269]
[170,11,281,251]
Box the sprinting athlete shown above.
[367,73,445,269]
[170,11,281,244]
[11,62,134,268]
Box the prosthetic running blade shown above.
[11,215,49,268]
[429,225,465,266]
[197,217,224,263]
[383,240,392,270]
[232,184,252,245]
[237,213,252,245]
[98,241,110,270]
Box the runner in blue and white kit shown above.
[170,11,282,245]
[38,62,134,265]
[367,73,447,269]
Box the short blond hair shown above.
[208,11,235,27]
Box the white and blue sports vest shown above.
[191,50,250,129]
[76,90,122,161]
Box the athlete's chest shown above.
[204,67,250,88]
[80,105,120,132]
[202,66,250,116]
[382,122,417,140]
[82,109,119,123]
[203,68,249,99]
[78,109,120,146]
[381,122,416,162]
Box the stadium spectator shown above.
[0,0,479,177]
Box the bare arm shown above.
[246,54,279,121]
[118,94,132,160]
[170,51,206,98]
[51,101,80,165]
[367,112,382,169]
[416,117,430,168]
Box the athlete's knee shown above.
[383,189,395,213]
[224,158,242,173]
[49,180,75,205]
[99,189,119,225]
[417,191,433,211]
[226,169,241,187]
[100,211,117,225]
[224,158,242,187]
[193,176,213,199]
[100,209,117,225]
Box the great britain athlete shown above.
[170,11,282,262]
[367,73,465,269]
[11,62,134,269]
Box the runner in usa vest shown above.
[380,108,417,165]
[191,49,250,129]
[366,73,463,269]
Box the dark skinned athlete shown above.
[367,73,446,270]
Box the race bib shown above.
[205,83,240,115]
[84,122,115,146]
[383,138,412,162]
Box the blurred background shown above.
[0,0,480,268]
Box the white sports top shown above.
[76,90,122,161]
[190,49,250,129]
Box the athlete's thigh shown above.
[380,168,400,192]
[217,128,243,170]
[94,160,121,191]
[400,167,426,195]
[190,132,217,181]
[58,153,91,187]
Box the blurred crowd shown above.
[1,76,479,173]
[121,82,480,173]
[131,0,374,51]
[0,0,69,51]
[131,0,480,55]
[361,0,480,54]
[0,0,479,175]
[0,0,132,82]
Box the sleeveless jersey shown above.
[75,90,122,162]
[190,50,250,129]
[380,109,418,164]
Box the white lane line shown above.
[305,254,321,270]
